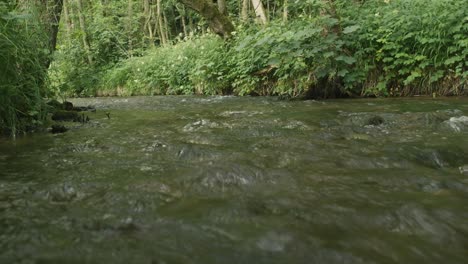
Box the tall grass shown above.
[0,2,48,136]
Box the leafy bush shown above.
[229,0,467,97]
[339,0,468,96]
[230,19,352,97]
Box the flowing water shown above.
[1,96,468,263]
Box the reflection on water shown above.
[1,96,468,263]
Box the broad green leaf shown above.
[336,56,356,65]
[343,25,361,34]
[338,69,349,77]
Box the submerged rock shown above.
[46,99,63,110]
[182,119,219,132]
[117,217,140,231]
[341,112,391,128]
[50,124,68,134]
[367,115,385,126]
[443,116,468,132]
[51,111,90,123]
[63,101,74,111]
[51,110,79,121]
[73,105,97,112]
[257,231,293,252]
[47,184,78,202]
[47,100,74,111]
[459,165,468,176]
[72,106,89,112]
[74,113,91,123]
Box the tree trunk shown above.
[283,0,288,22]
[40,0,63,68]
[217,0,227,15]
[156,0,167,45]
[178,0,234,39]
[143,0,155,46]
[48,0,63,55]
[62,0,71,45]
[188,11,194,34]
[163,12,170,42]
[241,0,249,22]
[251,0,267,24]
[76,0,93,64]
[127,0,133,57]
[181,11,188,38]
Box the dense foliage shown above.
[0,1,49,136]
[52,0,467,98]
[96,35,230,96]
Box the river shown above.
[1,96,468,263]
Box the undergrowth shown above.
[52,0,467,98]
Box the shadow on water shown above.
[1,96,468,263]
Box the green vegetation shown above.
[0,2,49,136]
[96,36,230,96]
[52,0,467,98]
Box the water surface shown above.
[1,96,468,263]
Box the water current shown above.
[1,96,468,263]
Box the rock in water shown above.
[367,115,384,126]
[46,99,63,110]
[52,111,79,121]
[63,101,74,111]
[444,116,468,132]
[48,184,77,202]
[72,106,88,112]
[50,124,68,134]
[459,165,468,176]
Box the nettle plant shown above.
[230,17,360,97]
[343,0,468,96]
